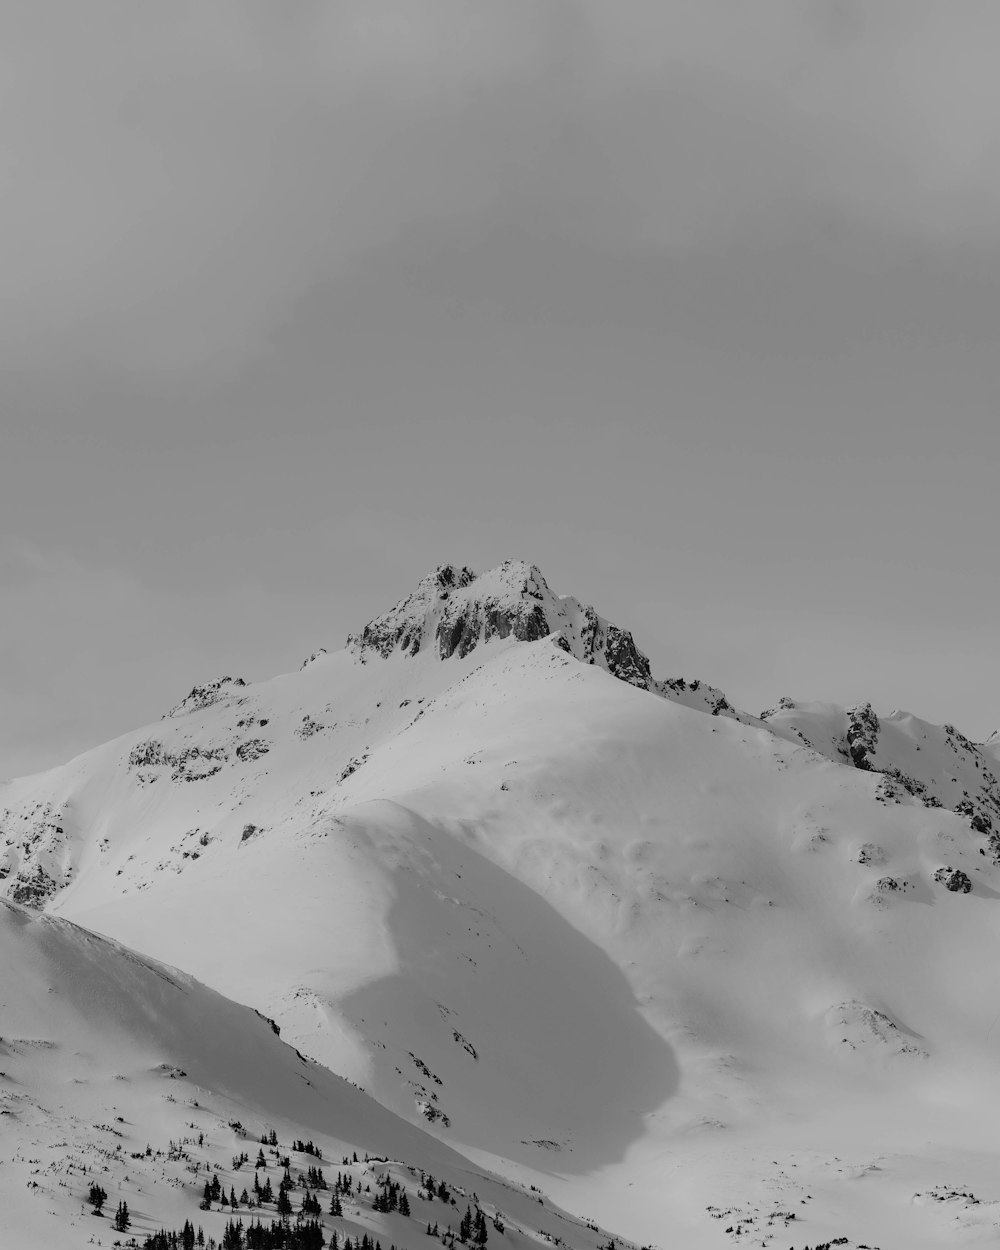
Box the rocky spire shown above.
[346,560,655,691]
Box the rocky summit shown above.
[347,559,654,689]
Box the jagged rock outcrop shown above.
[347,565,475,660]
[347,561,659,693]
[657,675,733,717]
[933,866,972,894]
[599,620,653,688]
[759,696,797,720]
[0,801,72,908]
[845,703,880,770]
[8,863,59,906]
[165,676,247,719]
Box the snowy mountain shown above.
[4,560,1000,1248]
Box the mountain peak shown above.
[346,560,655,691]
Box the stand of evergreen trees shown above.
[141,1221,410,1250]
[130,1127,503,1250]
[372,1175,410,1216]
[141,1221,204,1249]
[457,1206,488,1246]
[417,1174,451,1204]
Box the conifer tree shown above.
[113,1200,131,1232]
[222,1218,244,1250]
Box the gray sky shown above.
[5,0,1000,778]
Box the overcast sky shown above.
[5,0,1000,777]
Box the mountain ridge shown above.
[346,560,656,692]
[5,558,997,905]
[5,559,1000,1246]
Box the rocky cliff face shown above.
[845,703,880,770]
[347,561,658,693]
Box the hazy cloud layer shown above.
[5,1,1000,373]
[6,3,1000,774]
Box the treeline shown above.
[141,1220,406,1250]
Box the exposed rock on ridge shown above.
[846,703,880,770]
[347,561,657,692]
[165,676,247,719]
[763,699,1000,860]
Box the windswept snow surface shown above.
[0,898,626,1250]
[4,562,1000,1247]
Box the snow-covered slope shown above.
[4,560,1000,1247]
[0,897,628,1250]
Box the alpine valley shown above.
[4,560,1000,1250]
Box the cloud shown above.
[3,1,1000,376]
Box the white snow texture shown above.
[3,560,1000,1249]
